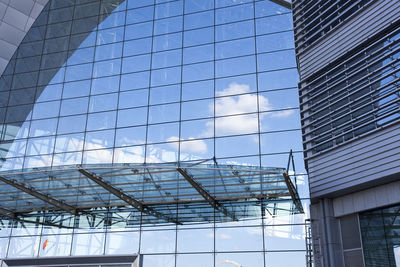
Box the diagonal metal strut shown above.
[0,206,15,219]
[177,167,237,221]
[282,172,304,213]
[78,168,181,225]
[0,175,77,215]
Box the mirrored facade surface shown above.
[0,0,309,266]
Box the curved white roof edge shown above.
[0,0,49,77]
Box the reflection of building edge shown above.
[293,0,400,266]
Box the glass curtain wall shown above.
[360,204,400,267]
[0,0,309,266]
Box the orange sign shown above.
[42,239,48,250]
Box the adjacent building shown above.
[0,0,309,266]
[293,0,400,266]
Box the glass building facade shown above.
[0,0,309,266]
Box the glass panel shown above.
[152,49,182,69]
[63,80,91,99]
[184,27,213,47]
[97,27,124,45]
[72,233,105,255]
[182,79,214,101]
[8,236,40,258]
[86,111,117,131]
[155,1,183,19]
[39,235,72,257]
[119,89,149,108]
[265,252,307,267]
[85,129,115,150]
[216,20,254,42]
[216,55,256,78]
[122,54,151,73]
[216,3,254,24]
[91,75,120,95]
[176,254,213,267]
[33,101,60,119]
[185,0,214,13]
[115,126,146,147]
[29,118,58,137]
[215,252,264,266]
[123,38,152,57]
[153,32,182,52]
[125,21,153,40]
[177,228,214,252]
[114,145,145,163]
[265,225,306,250]
[105,231,139,255]
[184,10,213,30]
[60,97,88,116]
[216,135,259,157]
[141,254,175,267]
[183,44,213,64]
[126,6,154,24]
[260,130,303,154]
[120,71,150,91]
[216,227,263,251]
[151,67,181,86]
[181,99,213,120]
[57,115,87,134]
[216,38,255,59]
[140,230,176,253]
[89,93,118,112]
[182,61,214,83]
[147,122,179,143]
[256,13,293,35]
[148,103,180,123]
[154,16,183,35]
[149,84,180,105]
[117,107,147,127]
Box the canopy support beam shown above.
[177,167,237,221]
[283,172,304,213]
[0,175,77,215]
[78,168,181,225]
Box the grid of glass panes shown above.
[0,208,308,267]
[0,0,304,173]
[0,0,310,266]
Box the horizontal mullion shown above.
[295,0,361,44]
[304,88,400,140]
[304,107,400,153]
[301,29,399,98]
[302,61,400,117]
[301,45,400,108]
[302,78,400,130]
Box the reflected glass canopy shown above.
[0,162,303,225]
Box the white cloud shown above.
[209,83,295,137]
[269,109,295,118]
[167,136,208,154]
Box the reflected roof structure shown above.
[0,161,303,225]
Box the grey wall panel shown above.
[307,123,400,198]
[297,0,400,80]
[333,180,400,217]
